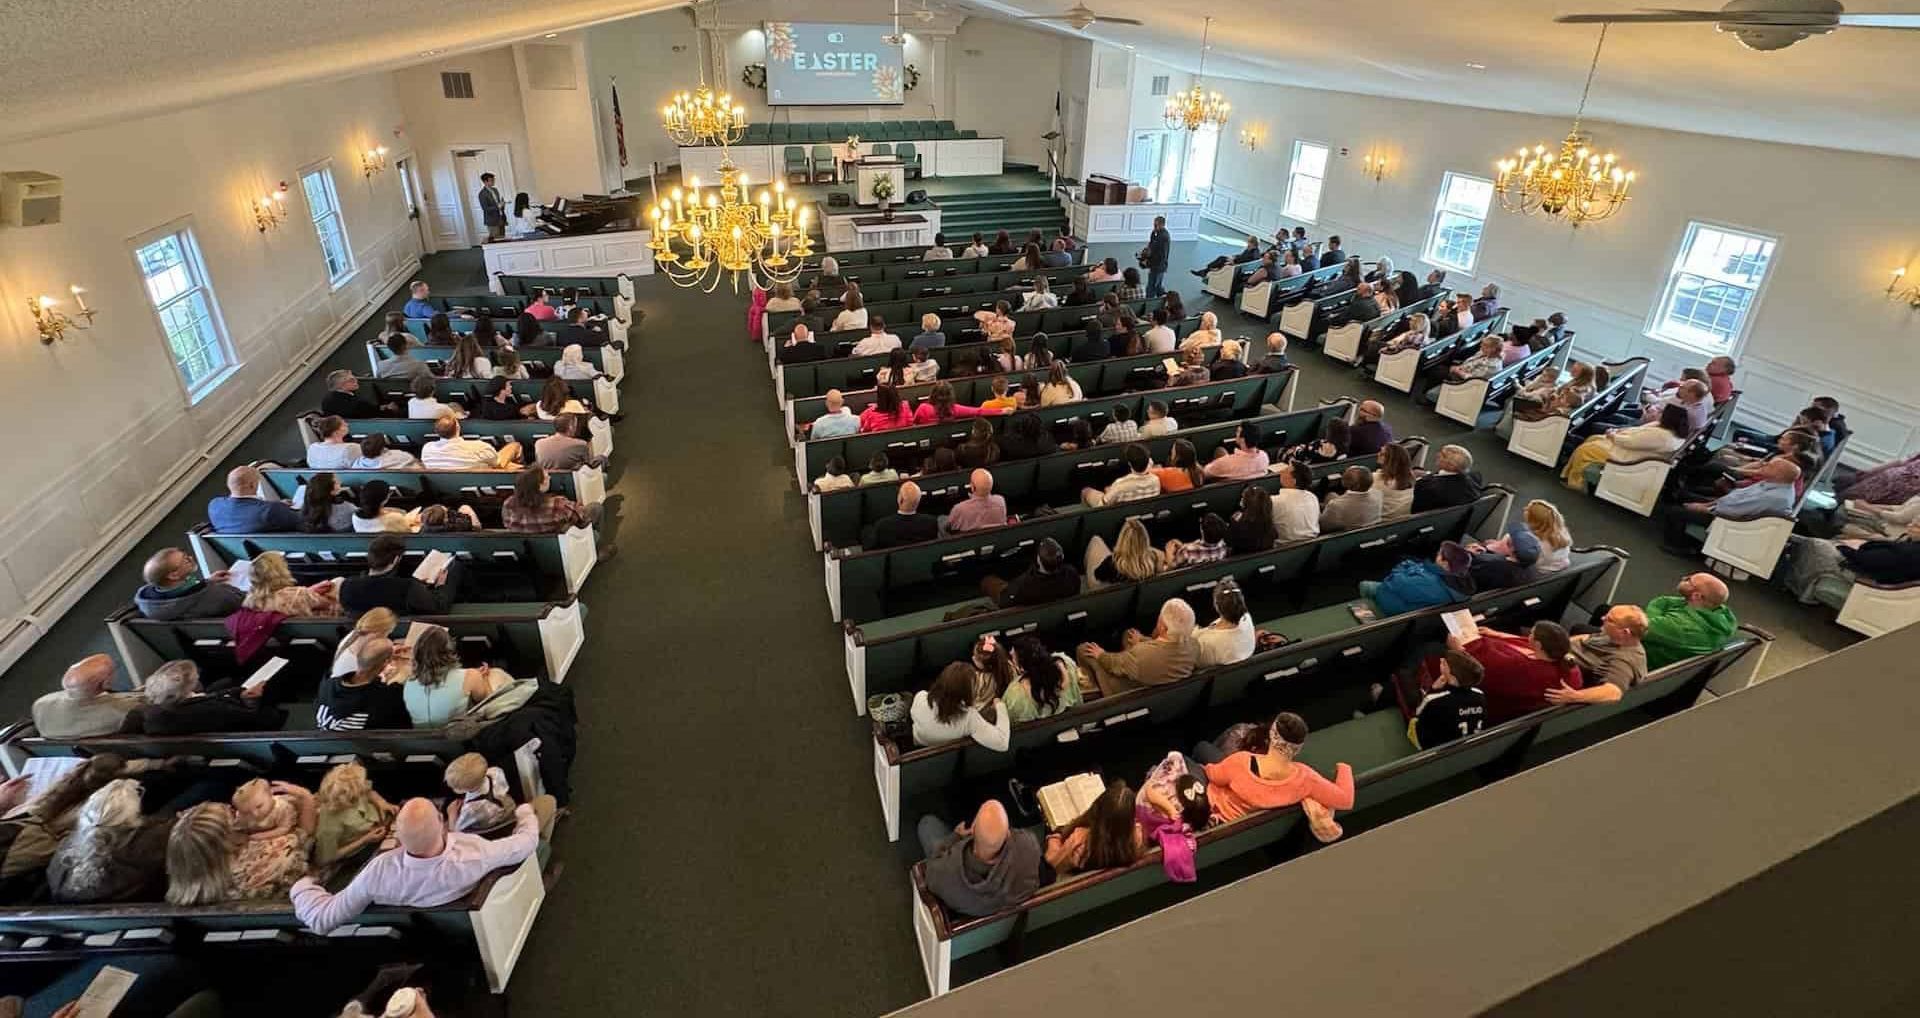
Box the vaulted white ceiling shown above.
[3,0,1918,159]
[976,0,1920,159]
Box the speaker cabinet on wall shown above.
[1,171,61,227]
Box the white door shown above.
[452,145,516,247]
[1129,131,1165,195]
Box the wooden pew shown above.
[188,526,598,601]
[1503,358,1650,468]
[1320,290,1452,366]
[764,264,1107,344]
[261,464,606,515]
[1272,284,1360,346]
[1697,430,1853,581]
[1432,335,1573,427]
[869,541,1614,842]
[1234,263,1346,320]
[358,373,620,418]
[907,623,1773,994]
[1589,393,1742,517]
[807,403,1354,551]
[298,413,611,462]
[371,337,626,386]
[1373,310,1508,395]
[842,485,1512,714]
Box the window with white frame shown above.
[1282,141,1329,222]
[1422,172,1494,272]
[1648,221,1777,355]
[133,227,235,400]
[301,165,354,285]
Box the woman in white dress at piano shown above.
[507,193,541,239]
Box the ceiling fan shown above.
[1556,0,1920,51]
[1017,3,1144,30]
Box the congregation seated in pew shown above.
[1561,402,1694,491]
[135,546,245,620]
[31,654,142,739]
[209,465,302,533]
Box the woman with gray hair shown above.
[1075,597,1200,697]
[118,660,288,736]
[46,778,172,903]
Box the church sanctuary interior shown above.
[4,0,1920,1013]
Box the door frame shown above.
[449,142,516,249]
[393,151,433,257]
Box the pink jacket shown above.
[1135,803,1197,883]
[747,288,769,343]
[913,402,1001,424]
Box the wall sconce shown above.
[252,181,290,233]
[1237,126,1263,151]
[1888,267,1920,309]
[29,286,97,345]
[1361,151,1390,183]
[359,145,390,178]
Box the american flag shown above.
[611,79,628,169]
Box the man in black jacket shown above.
[1318,235,1345,269]
[777,323,826,364]
[118,660,286,735]
[322,370,386,419]
[338,535,464,618]
[865,482,940,550]
[560,306,609,347]
[1142,216,1171,298]
[1411,445,1486,513]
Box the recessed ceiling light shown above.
[420,49,442,57]
[544,33,557,38]
[1465,61,1487,70]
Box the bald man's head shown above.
[395,798,446,857]
[1681,572,1730,608]
[969,799,1010,863]
[969,469,993,498]
[1358,400,1384,422]
[897,481,923,514]
[142,547,195,588]
[62,654,115,699]
[226,465,261,497]
[1266,332,1287,354]
[1679,379,1709,402]
[825,389,845,412]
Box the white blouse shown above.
[910,692,1011,751]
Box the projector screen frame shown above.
[763,21,907,107]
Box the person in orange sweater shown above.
[1187,713,1354,837]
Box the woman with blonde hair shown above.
[1020,274,1059,312]
[166,781,317,905]
[46,778,171,903]
[1085,516,1169,588]
[765,280,803,313]
[243,550,340,617]
[403,624,496,727]
[313,760,397,870]
[1038,361,1083,407]
[1522,499,1573,574]
[332,607,398,678]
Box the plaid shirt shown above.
[1171,538,1228,568]
[502,494,588,533]
[1117,284,1145,301]
[1097,420,1140,445]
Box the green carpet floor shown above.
[0,210,1859,1015]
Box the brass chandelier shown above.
[1493,25,1637,227]
[647,166,814,293]
[662,84,748,147]
[1164,17,1231,132]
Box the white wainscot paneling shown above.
[432,202,464,244]
[1,513,101,612]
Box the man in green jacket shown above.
[1640,573,1738,670]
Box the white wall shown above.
[584,8,1076,171]
[395,48,536,248]
[0,71,419,667]
[1077,45,1134,182]
[1184,75,1920,465]
[513,36,606,200]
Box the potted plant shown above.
[872,174,896,219]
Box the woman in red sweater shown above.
[857,384,916,432]
[1193,713,1354,828]
[1453,620,1583,723]
[913,381,1004,424]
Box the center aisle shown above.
[508,266,927,1014]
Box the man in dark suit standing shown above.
[1142,216,1171,298]
[1318,235,1345,269]
[478,172,507,242]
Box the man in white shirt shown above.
[961,233,991,258]
[1082,444,1162,507]
[809,390,859,439]
[923,233,954,261]
[850,317,903,357]
[291,797,548,933]
[420,414,503,470]
[1139,401,1178,438]
[1143,308,1178,355]
[1270,462,1322,543]
[406,377,457,420]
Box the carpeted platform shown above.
[0,199,1860,1015]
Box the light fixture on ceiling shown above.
[544,33,558,38]
[647,170,813,293]
[1492,24,1636,227]
[252,181,290,232]
[29,285,96,345]
[1888,267,1920,309]
[661,44,746,147]
[1361,150,1389,183]
[419,49,442,57]
[1465,61,1487,70]
[1164,16,1230,133]
[359,145,390,178]
[1237,125,1262,151]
